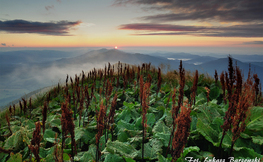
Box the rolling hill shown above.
[0,49,262,109]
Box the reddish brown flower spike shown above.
[172,106,191,161]
[29,121,41,162]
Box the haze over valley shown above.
[0,48,262,109]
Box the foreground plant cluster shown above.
[0,58,263,162]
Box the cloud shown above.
[0,19,82,36]
[243,41,263,45]
[119,23,206,31]
[57,0,61,3]
[115,0,263,38]
[119,23,263,37]
[45,5,54,11]
[114,0,263,23]
[1,43,6,46]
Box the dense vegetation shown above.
[0,57,262,162]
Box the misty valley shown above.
[0,49,262,109]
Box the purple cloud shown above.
[114,0,263,23]
[0,19,82,36]
[115,0,263,38]
[119,23,263,37]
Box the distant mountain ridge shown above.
[0,48,262,109]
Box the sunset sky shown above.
[0,0,262,54]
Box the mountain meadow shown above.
[0,56,263,161]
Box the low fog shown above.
[1,48,262,109]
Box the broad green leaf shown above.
[195,93,207,106]
[233,147,263,159]
[154,132,170,147]
[123,156,136,162]
[139,138,163,159]
[44,154,56,162]
[251,136,263,145]
[117,120,134,131]
[49,119,61,128]
[75,127,85,142]
[106,140,138,159]
[117,129,130,142]
[39,147,48,159]
[182,146,200,157]
[79,144,96,162]
[209,86,220,100]
[81,129,96,144]
[177,147,201,161]
[43,129,57,143]
[0,153,8,162]
[127,136,143,148]
[197,118,219,145]
[246,106,263,131]
[157,154,170,162]
[63,153,70,161]
[7,153,22,162]
[152,120,170,134]
[146,113,156,127]
[104,153,123,162]
[4,131,23,151]
[22,120,35,130]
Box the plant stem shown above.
[142,124,145,162]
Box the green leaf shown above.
[117,129,130,142]
[139,138,163,159]
[146,113,156,127]
[251,136,263,145]
[196,118,219,145]
[106,140,138,159]
[43,129,57,143]
[104,153,123,162]
[81,129,96,144]
[209,86,220,100]
[0,153,9,162]
[44,154,56,162]
[4,131,23,151]
[117,120,134,131]
[63,153,70,161]
[154,132,170,147]
[157,154,170,162]
[123,156,136,162]
[75,127,85,142]
[7,153,22,162]
[182,146,200,157]
[39,147,47,159]
[79,144,96,162]
[152,120,170,134]
[246,106,263,131]
[233,147,263,159]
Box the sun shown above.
[115,46,118,49]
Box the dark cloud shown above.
[114,0,263,23]
[57,0,61,3]
[45,5,54,11]
[243,41,263,45]
[1,43,6,46]
[119,23,263,37]
[116,0,263,38]
[0,19,82,36]
[119,23,206,31]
